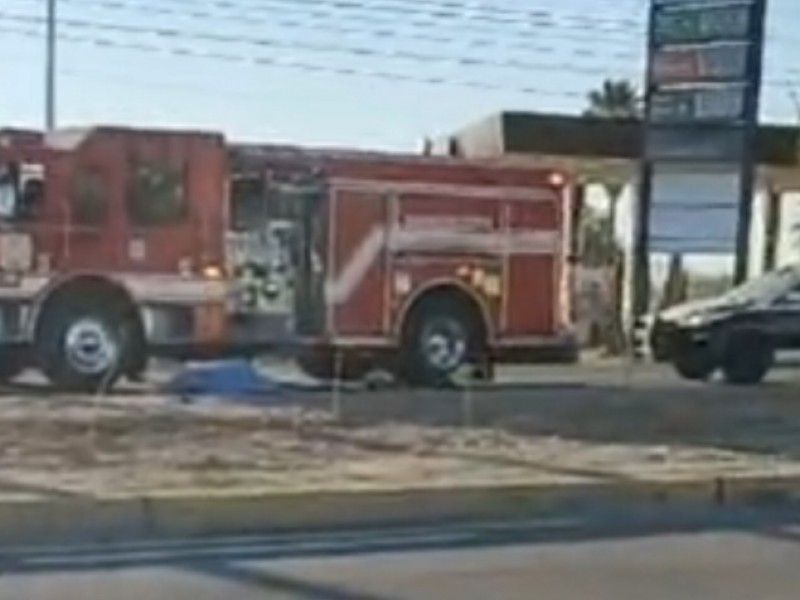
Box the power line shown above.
[0,11,645,77]
[321,0,646,27]
[5,7,796,89]
[48,0,645,49]
[52,0,800,55]
[137,0,800,44]
[0,24,590,99]
[5,0,797,113]
[53,0,800,70]
[11,6,797,83]
[135,0,640,46]
[133,0,644,36]
[46,0,643,60]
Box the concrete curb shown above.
[3,475,800,546]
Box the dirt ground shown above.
[3,364,800,498]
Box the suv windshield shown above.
[723,266,799,304]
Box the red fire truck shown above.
[0,126,576,390]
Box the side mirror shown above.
[0,162,20,218]
[19,178,44,220]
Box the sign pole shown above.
[633,162,653,323]
[734,0,769,283]
[632,2,658,325]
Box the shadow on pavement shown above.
[186,560,394,600]
[0,380,149,398]
[0,476,85,499]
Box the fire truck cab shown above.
[0,126,229,390]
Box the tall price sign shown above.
[633,0,768,316]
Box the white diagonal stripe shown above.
[324,227,387,305]
[325,226,560,306]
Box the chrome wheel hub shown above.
[64,318,118,375]
[422,320,467,373]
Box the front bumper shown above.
[650,319,715,362]
[650,320,677,361]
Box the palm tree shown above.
[584,79,640,252]
[583,79,642,352]
[583,78,642,249]
[585,79,641,119]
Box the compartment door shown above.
[328,189,389,337]
[503,200,560,336]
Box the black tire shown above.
[672,348,717,381]
[721,334,774,386]
[35,299,134,393]
[122,321,149,382]
[399,296,482,387]
[0,351,25,382]
[649,327,671,363]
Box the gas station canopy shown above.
[436,112,800,191]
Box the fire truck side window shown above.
[230,175,267,232]
[127,163,187,227]
[72,169,108,225]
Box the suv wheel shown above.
[721,334,774,386]
[672,348,716,381]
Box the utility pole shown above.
[787,84,800,122]
[45,0,57,131]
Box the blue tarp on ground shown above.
[162,360,323,398]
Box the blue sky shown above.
[2,0,799,149]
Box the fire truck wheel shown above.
[401,296,482,387]
[36,301,132,392]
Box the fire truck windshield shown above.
[0,162,44,222]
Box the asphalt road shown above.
[5,509,800,600]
